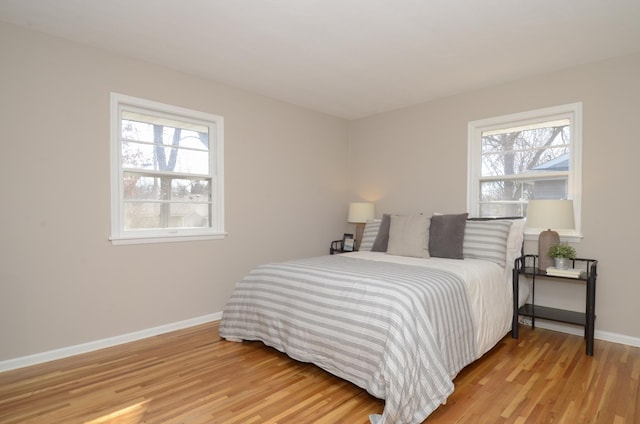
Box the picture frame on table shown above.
[342,233,355,251]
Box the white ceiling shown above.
[2,1,640,119]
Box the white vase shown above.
[554,257,570,270]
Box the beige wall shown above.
[349,52,640,340]
[2,21,639,364]
[0,23,350,362]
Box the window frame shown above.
[110,93,225,245]
[467,102,583,241]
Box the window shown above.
[467,103,582,239]
[110,93,225,244]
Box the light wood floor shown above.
[1,322,638,423]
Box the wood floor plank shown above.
[0,321,638,423]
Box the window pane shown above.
[481,122,570,177]
[123,173,211,201]
[122,142,210,174]
[480,177,567,201]
[479,202,526,218]
[124,202,160,229]
[122,117,155,144]
[480,177,568,214]
[122,111,209,146]
[482,146,569,177]
[122,141,155,169]
[480,180,534,203]
[124,202,210,230]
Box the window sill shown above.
[110,232,227,245]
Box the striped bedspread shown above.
[220,255,476,424]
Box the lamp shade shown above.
[526,200,575,231]
[347,202,375,223]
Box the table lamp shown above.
[348,202,375,251]
[526,199,575,270]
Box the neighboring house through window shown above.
[467,102,582,240]
[110,93,225,244]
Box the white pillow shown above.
[359,219,381,251]
[463,220,512,267]
[386,215,430,258]
[505,218,526,268]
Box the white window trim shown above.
[467,102,583,242]
[110,93,226,245]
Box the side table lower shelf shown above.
[518,304,586,327]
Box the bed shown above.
[220,214,526,424]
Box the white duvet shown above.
[340,251,513,358]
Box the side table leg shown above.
[512,267,519,339]
[586,273,596,356]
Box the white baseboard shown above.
[522,319,640,348]
[0,312,222,372]
[3,313,639,373]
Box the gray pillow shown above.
[386,214,430,258]
[371,213,391,252]
[429,213,468,259]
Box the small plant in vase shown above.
[547,242,576,270]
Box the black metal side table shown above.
[512,254,598,355]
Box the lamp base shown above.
[538,229,560,271]
[354,223,366,251]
